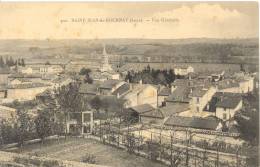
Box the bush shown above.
[13,156,63,167]
[81,153,96,164]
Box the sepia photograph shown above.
[0,1,258,167]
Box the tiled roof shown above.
[164,116,220,130]
[99,79,123,89]
[140,110,164,119]
[204,92,242,112]
[171,79,189,87]
[79,83,99,95]
[160,103,189,117]
[112,83,130,96]
[121,84,157,99]
[130,104,155,114]
[217,79,239,90]
[191,87,208,97]
[166,86,191,102]
[215,96,242,109]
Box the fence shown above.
[91,121,247,167]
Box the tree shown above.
[90,96,102,112]
[79,68,91,75]
[21,58,25,67]
[16,110,32,147]
[0,56,5,67]
[55,82,86,138]
[35,109,54,143]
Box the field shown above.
[10,137,167,167]
[120,62,258,73]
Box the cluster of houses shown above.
[0,46,258,136]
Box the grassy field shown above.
[10,137,167,167]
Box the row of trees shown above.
[0,56,25,68]
[0,109,62,146]
[125,65,180,86]
[0,80,125,146]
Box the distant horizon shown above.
[0,2,258,39]
[0,37,258,40]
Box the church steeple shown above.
[100,44,112,72]
[103,45,107,55]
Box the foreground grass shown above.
[9,137,167,167]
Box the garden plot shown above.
[10,137,167,167]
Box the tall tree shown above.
[55,82,85,138]
[16,110,32,147]
[0,56,4,67]
[35,109,54,144]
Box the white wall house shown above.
[215,97,242,121]
[190,86,217,114]
[122,84,158,108]
[217,77,254,94]
[174,66,194,76]
[7,83,51,101]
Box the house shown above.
[126,104,155,122]
[8,73,43,83]
[211,71,225,82]
[17,66,33,74]
[174,65,194,76]
[139,109,164,125]
[121,83,158,108]
[158,86,171,106]
[9,78,32,85]
[65,60,100,72]
[164,116,222,131]
[190,86,217,114]
[0,105,16,121]
[215,94,242,121]
[99,79,125,95]
[112,83,130,98]
[165,86,191,105]
[160,103,190,117]
[79,83,99,96]
[0,68,10,86]
[216,76,254,94]
[52,76,74,89]
[7,83,51,101]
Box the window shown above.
[223,113,227,120]
[196,97,200,104]
[196,107,199,112]
[224,108,226,111]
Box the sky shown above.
[0,2,258,39]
